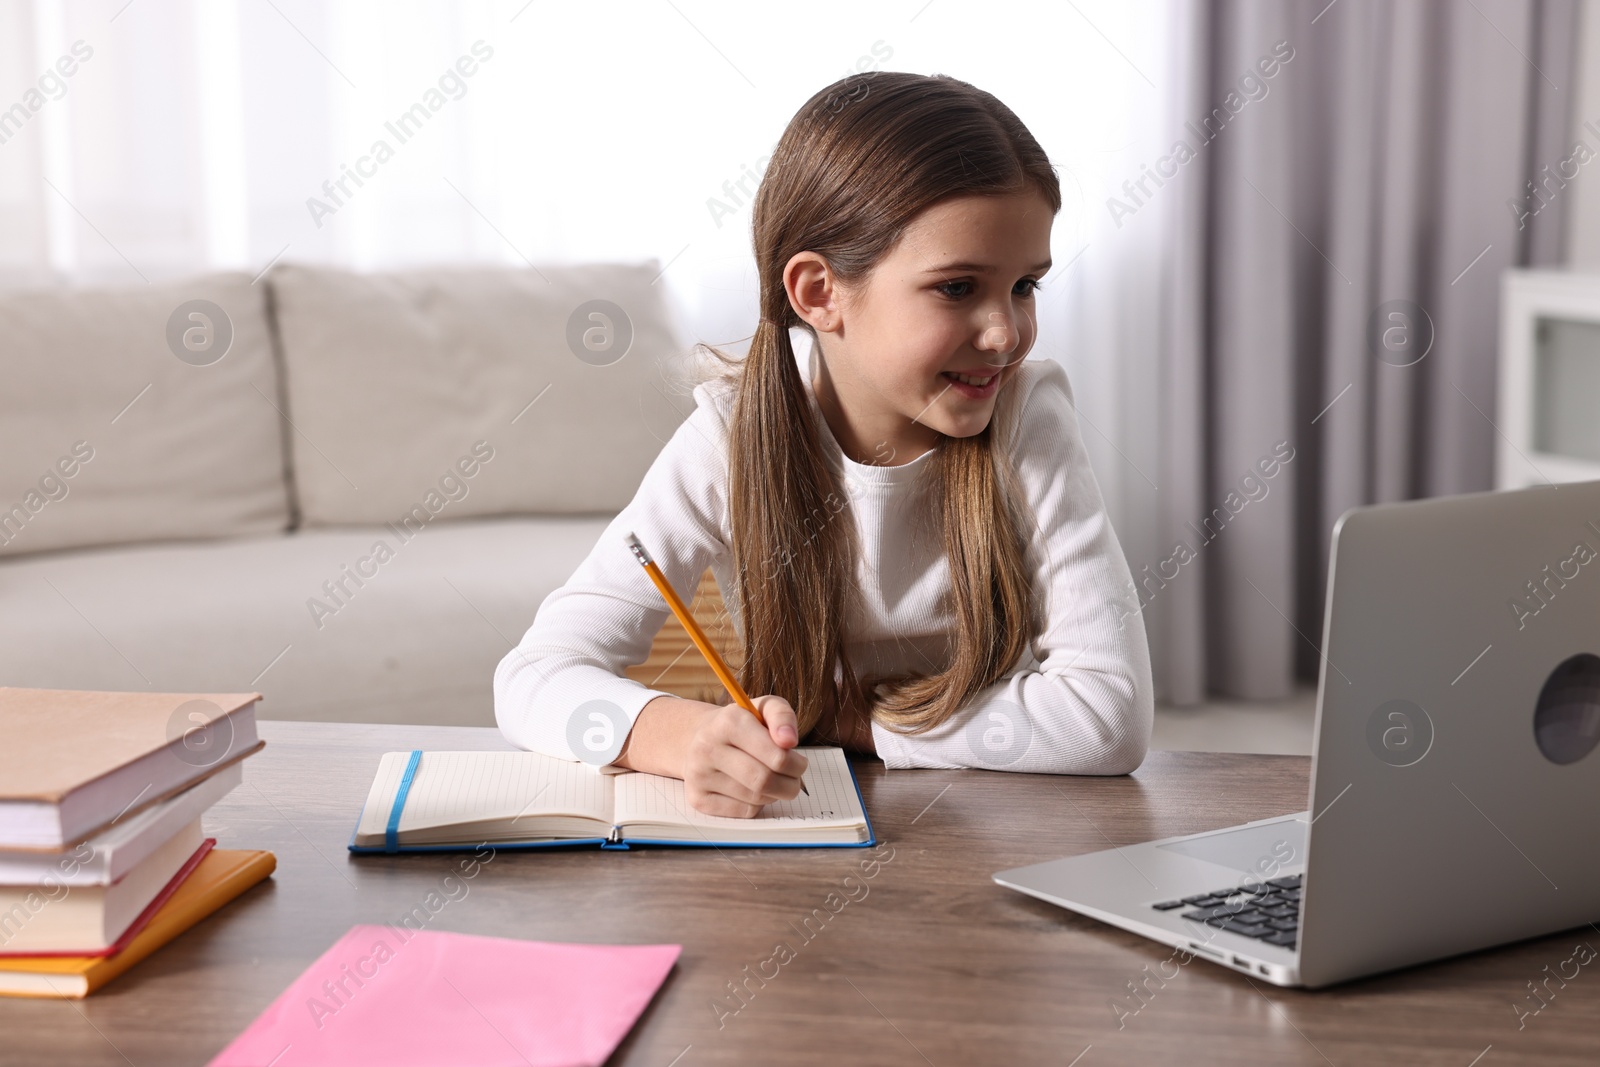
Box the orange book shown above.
[0,848,276,998]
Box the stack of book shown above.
[0,687,277,998]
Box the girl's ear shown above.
[784,251,841,334]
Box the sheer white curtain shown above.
[0,0,1180,597]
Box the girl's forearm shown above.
[614,695,718,777]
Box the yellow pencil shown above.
[624,531,808,796]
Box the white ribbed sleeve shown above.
[493,358,1153,775]
[491,382,732,765]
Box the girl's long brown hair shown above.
[699,71,1060,737]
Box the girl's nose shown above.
[981,310,1018,354]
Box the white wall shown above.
[1566,0,1600,264]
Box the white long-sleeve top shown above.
[493,353,1154,774]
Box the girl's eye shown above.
[935,278,1045,299]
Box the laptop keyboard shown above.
[1150,874,1301,949]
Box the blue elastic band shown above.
[385,750,422,854]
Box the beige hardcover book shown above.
[0,688,264,851]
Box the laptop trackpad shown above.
[1155,819,1307,873]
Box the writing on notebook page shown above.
[613,748,860,829]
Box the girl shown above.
[494,71,1153,817]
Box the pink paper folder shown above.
[206,925,680,1067]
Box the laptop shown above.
[994,479,1600,988]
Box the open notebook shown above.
[348,746,874,852]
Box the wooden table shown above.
[6,720,1596,1066]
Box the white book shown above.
[0,818,206,955]
[0,763,241,886]
[349,747,874,851]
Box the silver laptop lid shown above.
[1299,480,1600,987]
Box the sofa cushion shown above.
[0,515,611,726]
[0,272,291,557]
[266,261,695,526]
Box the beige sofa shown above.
[0,261,701,726]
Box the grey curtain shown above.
[1150,0,1579,704]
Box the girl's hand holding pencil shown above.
[681,694,810,818]
[616,532,811,818]
[616,690,811,819]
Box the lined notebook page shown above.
[612,747,863,831]
[356,751,613,840]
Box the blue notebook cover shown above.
[347,748,877,854]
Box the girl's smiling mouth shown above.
[940,364,1007,398]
